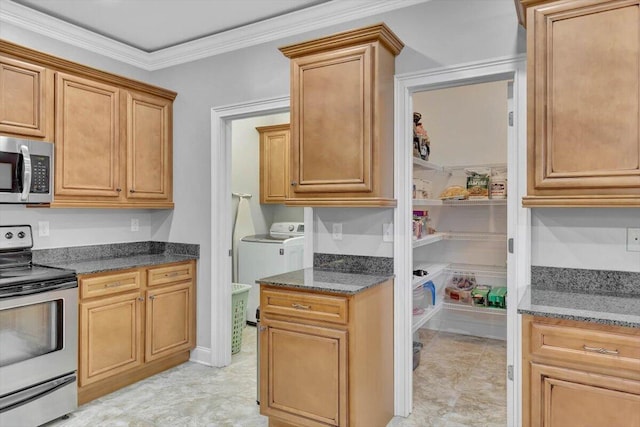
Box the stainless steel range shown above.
[0,225,78,427]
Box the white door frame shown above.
[393,54,529,425]
[209,96,313,367]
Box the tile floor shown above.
[45,326,506,427]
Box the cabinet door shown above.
[126,91,172,201]
[79,292,143,386]
[530,363,640,427]
[55,72,121,198]
[525,0,640,205]
[260,318,348,426]
[289,45,373,196]
[258,124,289,203]
[145,281,194,362]
[0,56,52,139]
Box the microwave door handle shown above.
[19,144,31,201]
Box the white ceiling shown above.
[11,0,330,52]
[0,0,428,70]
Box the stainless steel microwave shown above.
[0,136,53,204]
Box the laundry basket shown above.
[232,283,251,354]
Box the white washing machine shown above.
[238,222,304,324]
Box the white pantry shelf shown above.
[412,233,445,248]
[442,301,507,316]
[412,262,449,290]
[412,157,450,173]
[444,231,507,242]
[442,198,507,206]
[412,302,443,333]
[413,198,443,206]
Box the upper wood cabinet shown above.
[55,72,121,199]
[519,0,640,207]
[0,55,53,140]
[279,23,404,207]
[126,91,172,201]
[0,39,176,208]
[257,124,289,204]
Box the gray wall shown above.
[1,0,532,351]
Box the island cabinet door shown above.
[529,363,640,427]
[260,319,348,427]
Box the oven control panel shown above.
[0,225,33,250]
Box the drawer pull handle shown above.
[291,303,310,310]
[164,272,180,277]
[583,345,619,355]
[104,282,123,288]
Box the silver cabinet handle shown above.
[149,295,156,300]
[137,297,144,302]
[130,189,136,193]
[291,303,310,310]
[20,145,31,201]
[583,345,619,355]
[290,181,297,186]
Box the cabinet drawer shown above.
[261,288,348,325]
[147,262,193,287]
[80,271,140,299]
[530,320,640,374]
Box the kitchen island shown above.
[258,257,394,427]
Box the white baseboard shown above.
[189,346,212,366]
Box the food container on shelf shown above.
[444,272,477,305]
[487,287,507,308]
[471,285,492,306]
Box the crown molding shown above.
[0,0,430,71]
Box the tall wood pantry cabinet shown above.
[518,0,640,207]
[0,39,176,208]
[279,23,404,207]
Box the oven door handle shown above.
[20,144,32,201]
[0,374,76,414]
[0,280,77,299]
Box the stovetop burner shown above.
[0,225,77,289]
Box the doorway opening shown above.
[209,97,313,368]
[393,56,529,425]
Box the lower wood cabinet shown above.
[78,260,196,404]
[259,280,393,427]
[522,315,640,427]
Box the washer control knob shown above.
[288,225,294,232]
[17,231,26,239]
[5,232,13,239]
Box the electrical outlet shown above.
[383,223,393,242]
[38,221,49,237]
[627,228,640,252]
[131,218,139,232]
[332,223,343,241]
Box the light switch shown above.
[383,223,393,242]
[332,223,343,241]
[38,221,49,237]
[131,218,139,232]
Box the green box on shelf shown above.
[487,287,507,309]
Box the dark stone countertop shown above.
[33,241,199,275]
[518,286,640,328]
[257,268,393,295]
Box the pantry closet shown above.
[409,80,512,421]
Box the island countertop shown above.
[257,268,394,295]
[518,286,640,329]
